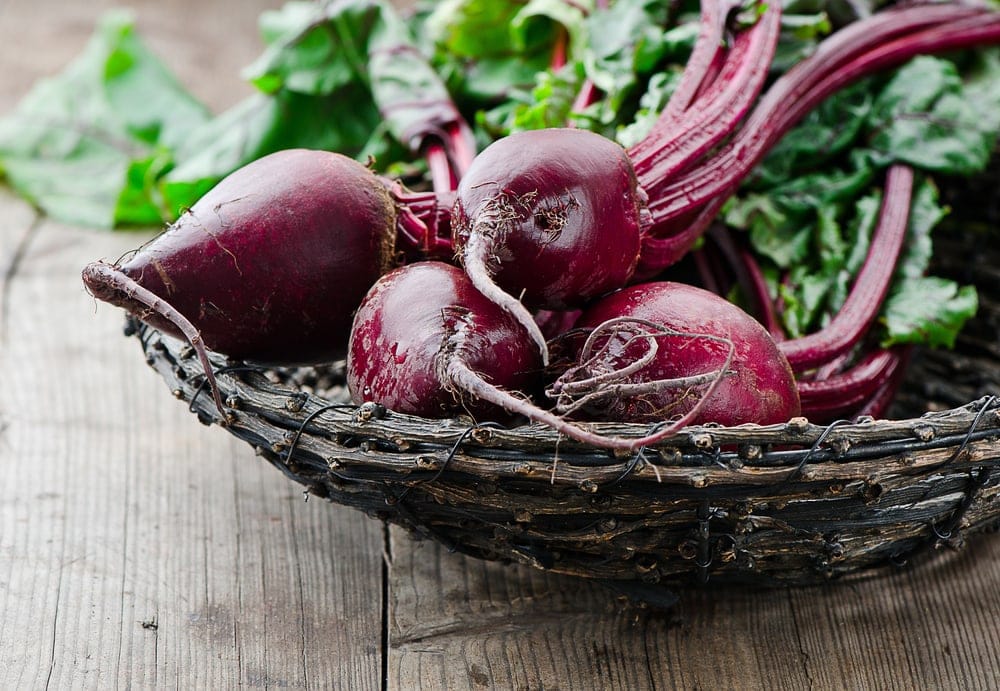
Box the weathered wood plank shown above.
[0,209,386,689]
[386,523,1000,689]
[386,530,664,691]
[0,0,386,686]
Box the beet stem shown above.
[461,223,551,366]
[798,348,900,408]
[702,224,784,338]
[643,8,1000,222]
[630,2,780,183]
[779,165,914,371]
[446,121,477,177]
[658,0,741,122]
[425,142,455,193]
[388,182,455,258]
[81,261,227,418]
[855,346,912,419]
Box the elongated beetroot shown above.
[550,282,801,427]
[451,128,650,361]
[347,261,542,420]
[82,148,397,364]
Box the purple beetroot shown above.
[347,261,543,420]
[550,282,801,427]
[450,128,650,362]
[82,148,398,366]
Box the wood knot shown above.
[912,424,936,442]
[355,401,387,422]
[284,392,308,413]
[415,456,440,471]
[691,433,714,450]
[785,417,810,434]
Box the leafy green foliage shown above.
[882,277,979,348]
[0,10,209,227]
[725,55,988,347]
[0,1,452,226]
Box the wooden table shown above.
[2,1,999,688]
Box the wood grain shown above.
[0,204,386,688]
[2,0,1000,689]
[0,1,385,687]
[384,530,1000,690]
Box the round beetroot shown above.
[553,282,801,427]
[450,128,649,362]
[347,261,542,420]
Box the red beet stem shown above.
[561,0,609,120]
[798,348,901,411]
[779,165,914,372]
[629,1,780,182]
[446,122,477,177]
[855,346,912,419]
[425,141,455,193]
[81,261,227,418]
[702,224,784,338]
[643,7,1000,223]
[633,199,723,278]
[657,0,742,123]
[386,182,455,259]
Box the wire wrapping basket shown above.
[130,177,1000,592]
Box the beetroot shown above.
[347,261,543,420]
[451,128,650,361]
[348,261,741,450]
[550,282,801,427]
[82,149,397,364]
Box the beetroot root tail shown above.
[81,261,228,419]
[461,229,551,366]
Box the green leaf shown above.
[243,1,380,96]
[0,10,209,228]
[582,0,681,117]
[881,277,978,348]
[615,70,681,147]
[870,56,1000,175]
[751,80,874,187]
[512,0,591,57]
[367,2,468,149]
[894,176,947,281]
[425,0,555,102]
[161,87,393,217]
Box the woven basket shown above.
[130,179,1000,592]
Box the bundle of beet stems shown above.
[83,0,1000,452]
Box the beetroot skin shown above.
[83,149,396,364]
[562,282,801,427]
[452,128,648,311]
[347,261,543,420]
